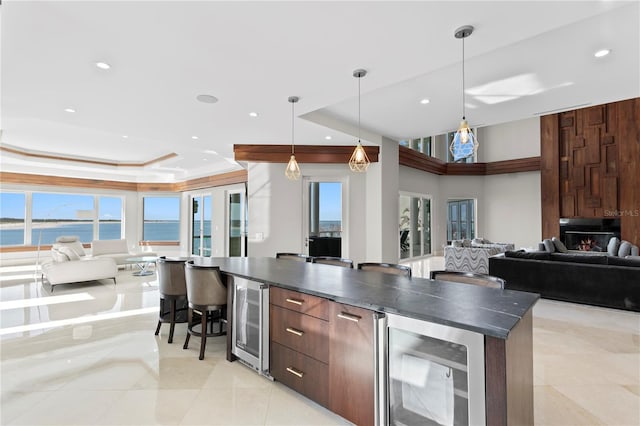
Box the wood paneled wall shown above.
[541,98,640,245]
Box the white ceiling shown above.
[1,1,639,183]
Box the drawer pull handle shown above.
[286,327,304,336]
[286,367,304,378]
[286,298,303,306]
[337,312,361,322]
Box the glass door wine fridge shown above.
[381,313,486,426]
[231,277,270,376]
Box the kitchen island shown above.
[195,257,539,426]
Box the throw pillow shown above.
[618,240,632,257]
[451,240,463,248]
[472,238,484,246]
[607,237,620,256]
[551,237,568,253]
[68,240,86,257]
[462,239,472,248]
[631,245,639,257]
[56,235,79,243]
[58,246,80,261]
[542,239,555,253]
[51,248,69,262]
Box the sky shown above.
[0,193,124,220]
[318,182,341,221]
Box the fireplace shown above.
[559,218,621,252]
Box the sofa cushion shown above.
[504,250,551,260]
[51,248,69,263]
[551,237,568,253]
[618,240,632,257]
[607,237,620,256]
[608,256,640,267]
[542,239,555,253]
[58,246,80,261]
[92,239,129,256]
[550,253,608,264]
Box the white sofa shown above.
[41,236,117,289]
[91,239,156,266]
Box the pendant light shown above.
[285,96,301,180]
[450,25,479,162]
[349,69,370,172]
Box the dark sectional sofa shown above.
[489,251,640,312]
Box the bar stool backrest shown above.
[357,262,412,278]
[275,253,312,262]
[312,256,354,268]
[157,256,187,297]
[430,270,505,289]
[184,261,227,308]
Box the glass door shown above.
[190,194,211,256]
[228,189,247,257]
[303,179,344,257]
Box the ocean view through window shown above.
[143,196,180,241]
[0,191,128,246]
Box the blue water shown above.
[0,221,179,246]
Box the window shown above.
[191,195,211,256]
[98,196,122,240]
[447,199,475,241]
[399,136,432,156]
[399,194,431,259]
[31,193,94,244]
[143,196,180,241]
[0,192,26,246]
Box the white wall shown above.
[247,162,369,264]
[477,117,540,162]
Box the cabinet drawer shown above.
[270,305,329,363]
[270,287,329,320]
[270,342,329,408]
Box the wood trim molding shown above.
[399,146,541,176]
[0,169,248,193]
[0,145,178,168]
[234,144,380,163]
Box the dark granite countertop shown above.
[194,257,539,339]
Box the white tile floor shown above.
[1,259,639,425]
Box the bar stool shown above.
[183,260,227,360]
[357,262,412,278]
[311,256,354,268]
[275,252,312,262]
[154,256,189,343]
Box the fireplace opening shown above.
[559,218,621,252]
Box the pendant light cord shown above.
[291,99,295,155]
[462,35,466,120]
[358,74,361,142]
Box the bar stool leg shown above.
[199,310,207,360]
[183,308,191,350]
[154,320,161,336]
[168,299,176,343]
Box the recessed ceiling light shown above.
[64,108,76,113]
[325,135,332,140]
[249,112,258,118]
[196,94,218,104]
[95,61,111,70]
[191,136,199,140]
[122,135,128,139]
[594,49,610,58]
[420,98,430,104]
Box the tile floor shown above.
[1,260,638,425]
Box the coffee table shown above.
[126,256,158,276]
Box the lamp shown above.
[450,25,478,162]
[285,96,301,180]
[349,69,370,172]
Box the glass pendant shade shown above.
[285,154,301,180]
[349,141,370,172]
[450,118,478,161]
[285,96,300,180]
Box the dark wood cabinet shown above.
[328,302,376,426]
[269,287,330,406]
